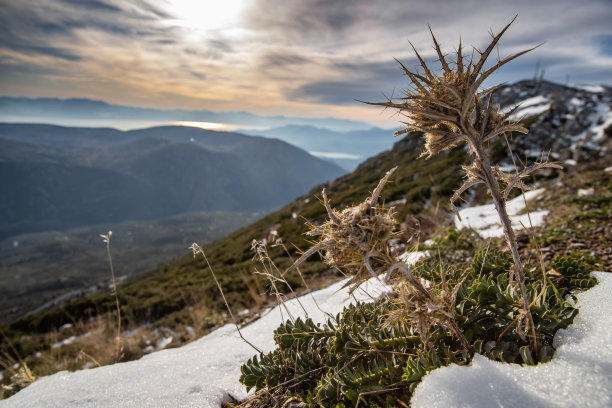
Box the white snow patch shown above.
[572,84,606,93]
[569,97,583,107]
[412,272,612,408]
[0,279,387,408]
[454,189,547,238]
[398,250,428,264]
[51,332,91,349]
[605,167,612,172]
[590,104,612,142]
[517,95,549,108]
[516,104,551,119]
[503,96,551,120]
[564,159,577,166]
[155,336,173,350]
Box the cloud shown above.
[288,80,381,105]
[287,58,413,105]
[258,51,312,70]
[58,0,123,12]
[0,0,610,127]
[594,34,612,56]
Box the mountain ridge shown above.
[0,97,373,132]
[0,124,345,239]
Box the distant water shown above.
[0,116,266,132]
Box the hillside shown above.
[0,124,345,239]
[1,80,611,396]
[2,163,610,407]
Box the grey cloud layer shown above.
[245,0,612,104]
[0,0,610,113]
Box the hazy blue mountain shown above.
[0,124,345,239]
[241,125,396,170]
[0,97,372,132]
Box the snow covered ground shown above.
[0,280,389,408]
[3,272,610,408]
[454,188,548,238]
[412,272,612,408]
[3,190,610,407]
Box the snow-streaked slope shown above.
[0,279,388,408]
[454,188,548,238]
[495,80,612,165]
[411,272,612,408]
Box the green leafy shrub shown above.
[550,251,599,289]
[238,248,583,406]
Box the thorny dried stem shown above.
[384,262,471,351]
[286,168,471,350]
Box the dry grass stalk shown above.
[100,231,123,361]
[251,239,311,320]
[365,16,558,354]
[272,236,336,323]
[190,243,262,353]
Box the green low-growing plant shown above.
[238,248,584,406]
[549,251,599,290]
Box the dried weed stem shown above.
[190,243,262,353]
[100,231,122,361]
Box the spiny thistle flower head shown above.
[367,16,537,158]
[288,168,399,292]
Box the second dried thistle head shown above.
[289,167,399,292]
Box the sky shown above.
[0,0,611,128]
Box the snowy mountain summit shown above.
[496,80,612,163]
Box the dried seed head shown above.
[366,17,539,158]
[288,168,399,292]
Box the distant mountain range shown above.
[0,124,345,239]
[0,97,372,132]
[240,125,395,171]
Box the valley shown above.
[0,210,263,323]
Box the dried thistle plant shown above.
[288,167,399,292]
[366,16,560,354]
[286,168,471,349]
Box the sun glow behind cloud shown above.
[163,0,247,32]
